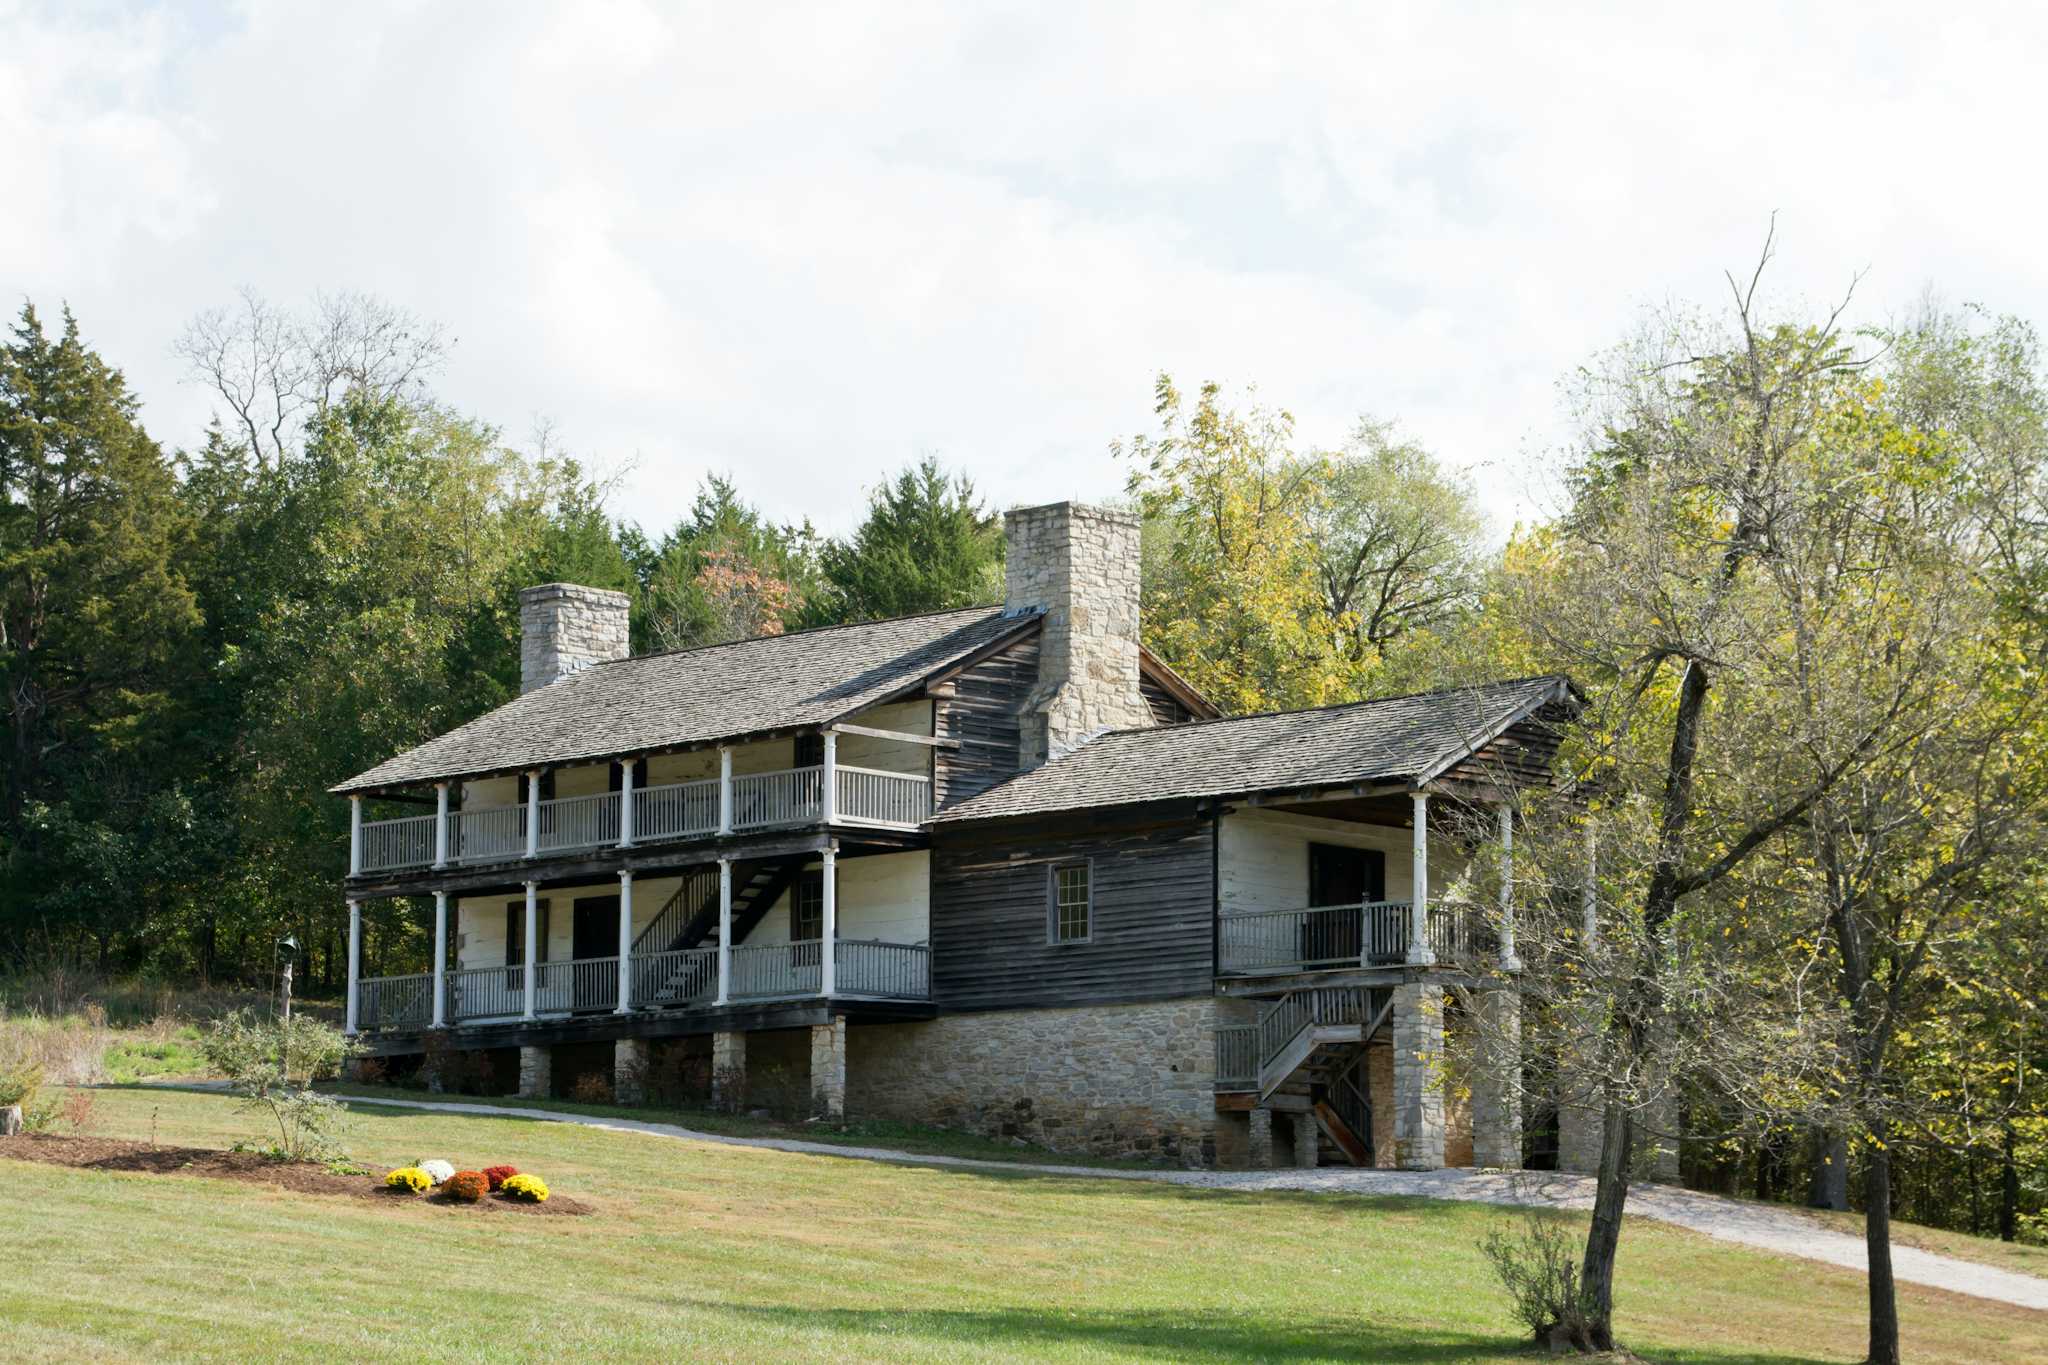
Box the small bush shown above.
[0,1062,43,1109]
[482,1164,518,1190]
[500,1172,549,1203]
[201,1010,358,1161]
[60,1089,96,1133]
[384,1166,432,1194]
[570,1073,613,1105]
[1480,1211,1600,1352]
[444,1170,488,1203]
[419,1159,455,1185]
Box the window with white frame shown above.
[1048,861,1092,944]
[791,870,825,942]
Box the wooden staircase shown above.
[634,858,807,1005]
[1238,988,1391,1167]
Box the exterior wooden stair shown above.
[635,859,807,1005]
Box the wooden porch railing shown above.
[632,946,719,1007]
[358,972,433,1031]
[356,761,937,877]
[836,939,931,999]
[444,963,524,1023]
[535,956,619,1014]
[1217,901,1414,974]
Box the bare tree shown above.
[174,288,448,465]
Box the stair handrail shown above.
[632,867,719,953]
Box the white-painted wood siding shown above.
[1218,809,1471,912]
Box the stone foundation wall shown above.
[850,997,1222,1166]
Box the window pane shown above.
[1052,864,1090,942]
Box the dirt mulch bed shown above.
[3,1135,592,1216]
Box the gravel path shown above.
[146,1084,2048,1312]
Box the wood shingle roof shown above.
[929,675,1577,823]
[333,606,1038,794]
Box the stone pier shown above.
[1470,989,1524,1169]
[517,1044,551,1100]
[1392,982,1446,1169]
[1247,1106,1274,1169]
[810,1017,847,1121]
[711,1030,746,1113]
[614,1038,647,1106]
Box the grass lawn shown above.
[5,1087,2043,1364]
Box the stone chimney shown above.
[519,583,631,693]
[1003,502,1152,765]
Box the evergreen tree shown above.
[813,457,1003,624]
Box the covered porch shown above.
[346,841,932,1037]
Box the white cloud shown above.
[2,0,2042,539]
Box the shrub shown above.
[419,1159,455,1185]
[201,1010,358,1161]
[1480,1211,1600,1352]
[570,1073,613,1105]
[0,1062,42,1109]
[60,1089,96,1133]
[443,1170,488,1203]
[482,1164,518,1191]
[384,1166,432,1195]
[500,1173,549,1203]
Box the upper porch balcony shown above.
[351,730,934,879]
[1216,899,1490,976]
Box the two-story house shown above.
[335,501,1581,1171]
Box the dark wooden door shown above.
[1305,845,1385,965]
[572,896,618,1010]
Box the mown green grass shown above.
[5,1087,2042,1364]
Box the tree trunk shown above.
[2000,1122,2020,1243]
[1,1104,21,1137]
[1808,1128,1850,1211]
[1864,1126,1901,1365]
[1579,1097,1635,1351]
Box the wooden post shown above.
[1407,793,1434,965]
[618,758,636,848]
[821,731,837,823]
[522,881,539,1020]
[615,871,635,1013]
[1498,804,1521,971]
[525,770,542,859]
[718,747,733,835]
[715,857,733,1005]
[345,899,361,1035]
[820,845,838,997]
[433,782,450,869]
[348,796,363,877]
[431,891,448,1027]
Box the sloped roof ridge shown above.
[1087,672,1572,740]
[589,601,1014,669]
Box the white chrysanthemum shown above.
[420,1159,456,1185]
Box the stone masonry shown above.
[1470,988,1524,1169]
[1003,503,1154,765]
[851,997,1223,1166]
[614,1037,648,1106]
[1392,981,1446,1169]
[810,1017,847,1121]
[1247,1106,1274,1169]
[711,1030,746,1113]
[1368,1043,1396,1167]
[518,582,631,694]
[517,1044,551,1099]
[1292,1111,1320,1168]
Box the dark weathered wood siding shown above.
[1139,673,1197,726]
[930,801,1216,1011]
[1437,701,1572,790]
[931,633,1039,807]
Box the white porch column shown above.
[432,783,450,869]
[715,857,733,1005]
[1583,822,1599,945]
[525,770,542,859]
[431,892,448,1027]
[1498,805,1521,972]
[521,880,539,1020]
[344,899,361,1034]
[821,731,837,823]
[1407,792,1435,965]
[348,796,363,876]
[618,758,636,848]
[718,747,734,835]
[820,845,838,996]
[616,870,634,1013]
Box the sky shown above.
[5,1,2044,540]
